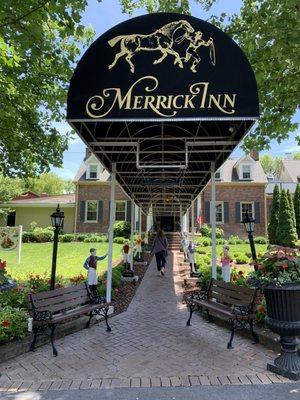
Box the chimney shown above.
[250,150,259,161]
[85,147,91,160]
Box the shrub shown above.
[114,221,131,238]
[217,238,226,245]
[32,227,54,242]
[26,273,64,292]
[196,248,206,255]
[216,227,224,239]
[69,274,86,285]
[254,236,268,244]
[234,254,249,265]
[83,234,102,243]
[245,251,252,258]
[22,231,36,243]
[113,236,127,244]
[231,268,248,286]
[59,234,75,242]
[0,288,28,310]
[199,264,222,288]
[277,190,298,248]
[76,234,89,242]
[103,268,123,288]
[199,224,211,237]
[268,184,280,244]
[228,235,244,245]
[198,237,212,247]
[0,306,28,343]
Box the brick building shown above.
[73,149,144,234]
[199,151,268,237]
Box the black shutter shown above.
[255,202,260,223]
[224,202,229,223]
[98,201,103,222]
[235,202,241,223]
[126,201,132,223]
[80,201,85,222]
[204,201,210,223]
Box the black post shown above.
[50,227,59,290]
[248,232,258,271]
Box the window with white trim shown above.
[115,201,126,221]
[210,201,224,223]
[88,164,98,179]
[240,202,254,221]
[215,171,221,180]
[85,201,98,222]
[242,164,251,179]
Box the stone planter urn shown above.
[264,283,300,380]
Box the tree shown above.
[277,190,298,248]
[24,173,75,195]
[294,183,300,238]
[0,1,94,178]
[287,189,296,229]
[0,175,24,221]
[268,184,280,244]
[120,0,299,152]
[260,154,282,178]
[293,153,300,160]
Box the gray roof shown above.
[217,157,268,183]
[280,159,300,182]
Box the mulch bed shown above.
[112,253,151,315]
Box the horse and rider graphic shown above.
[108,20,216,74]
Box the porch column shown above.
[106,163,116,303]
[130,200,135,271]
[186,207,190,238]
[211,162,217,279]
[191,199,196,275]
[180,204,183,234]
[197,195,202,228]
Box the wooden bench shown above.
[186,278,259,349]
[28,283,111,356]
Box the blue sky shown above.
[52,0,299,180]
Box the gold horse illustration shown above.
[108,20,195,73]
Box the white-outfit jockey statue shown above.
[221,244,231,282]
[83,248,107,295]
[187,241,199,277]
[181,232,189,262]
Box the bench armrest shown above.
[33,309,53,322]
[90,294,106,305]
[187,290,208,302]
[231,305,251,317]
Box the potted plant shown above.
[250,246,300,380]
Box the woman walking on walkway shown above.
[151,229,168,276]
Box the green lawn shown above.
[1,242,123,281]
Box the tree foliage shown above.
[120,0,300,152]
[0,1,94,177]
[268,184,280,244]
[276,189,298,248]
[287,189,296,229]
[260,154,282,178]
[24,173,75,196]
[294,183,300,238]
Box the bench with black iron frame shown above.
[28,283,112,356]
[186,278,259,349]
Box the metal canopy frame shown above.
[68,119,256,216]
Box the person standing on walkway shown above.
[151,229,168,276]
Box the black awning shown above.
[67,13,259,214]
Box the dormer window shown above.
[242,164,251,180]
[215,171,220,180]
[88,164,98,179]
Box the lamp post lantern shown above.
[242,210,257,271]
[50,204,64,290]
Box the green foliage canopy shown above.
[0,1,94,177]
[268,184,280,244]
[119,0,300,152]
[276,189,297,248]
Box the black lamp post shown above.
[242,210,257,271]
[50,204,64,290]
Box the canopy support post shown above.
[130,200,135,272]
[106,163,116,303]
[191,199,197,276]
[211,162,217,279]
[180,204,183,235]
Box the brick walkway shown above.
[0,252,291,392]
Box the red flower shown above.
[1,320,11,327]
[238,271,244,276]
[0,260,7,270]
[280,262,289,271]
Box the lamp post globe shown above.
[50,204,64,290]
[242,210,257,270]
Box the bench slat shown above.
[30,284,87,301]
[212,280,255,295]
[210,285,254,303]
[29,288,88,309]
[210,291,252,307]
[37,296,91,314]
